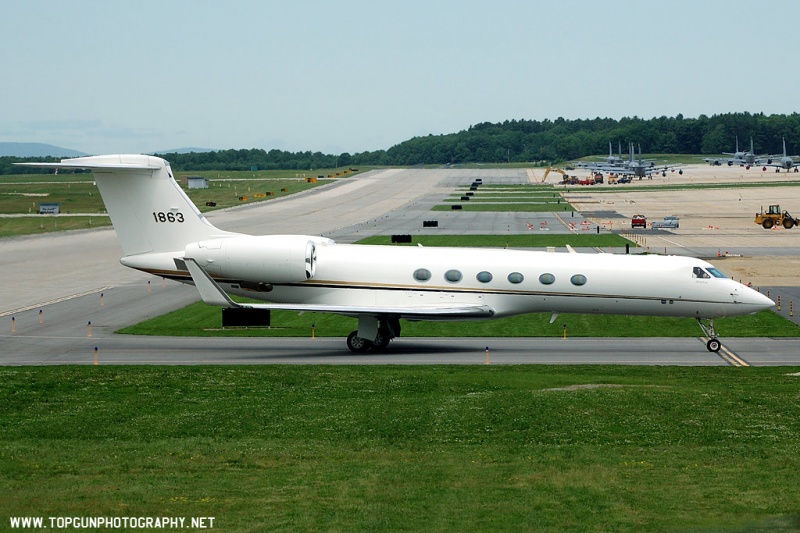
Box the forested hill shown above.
[376,112,800,166]
[4,112,800,173]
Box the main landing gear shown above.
[696,317,721,352]
[346,318,400,353]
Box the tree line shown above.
[4,112,800,174]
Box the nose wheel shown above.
[706,338,721,353]
[696,318,721,352]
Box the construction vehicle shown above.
[755,205,800,229]
[631,214,647,228]
[543,166,569,183]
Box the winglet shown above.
[182,257,241,308]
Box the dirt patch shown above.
[564,164,800,286]
[709,256,800,287]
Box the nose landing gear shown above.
[696,318,721,352]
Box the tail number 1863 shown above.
[153,211,185,223]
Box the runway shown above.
[2,165,799,366]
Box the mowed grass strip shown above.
[444,184,573,211]
[119,304,796,338]
[434,203,575,212]
[2,366,800,532]
[353,234,632,247]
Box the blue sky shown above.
[2,0,799,155]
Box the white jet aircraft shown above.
[21,155,774,353]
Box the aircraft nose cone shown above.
[743,287,775,311]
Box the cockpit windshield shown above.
[706,267,727,278]
[693,266,727,279]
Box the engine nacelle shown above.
[184,235,331,284]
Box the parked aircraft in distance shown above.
[578,143,682,179]
[20,155,773,353]
[575,140,625,169]
[704,137,766,168]
[761,138,800,172]
[601,140,625,166]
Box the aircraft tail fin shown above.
[19,154,235,256]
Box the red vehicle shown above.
[631,214,647,228]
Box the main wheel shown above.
[706,338,721,353]
[346,331,370,353]
[371,333,391,352]
[762,219,774,229]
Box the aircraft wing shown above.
[703,157,733,165]
[183,258,495,319]
[654,163,683,171]
[241,302,496,319]
[576,163,623,173]
[759,161,798,169]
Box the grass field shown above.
[0,215,112,237]
[0,168,350,237]
[2,365,800,532]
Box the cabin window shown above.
[413,268,431,282]
[507,272,524,284]
[444,269,463,283]
[539,273,555,285]
[570,274,587,286]
[476,271,493,283]
[693,267,710,279]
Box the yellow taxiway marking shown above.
[703,337,749,366]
